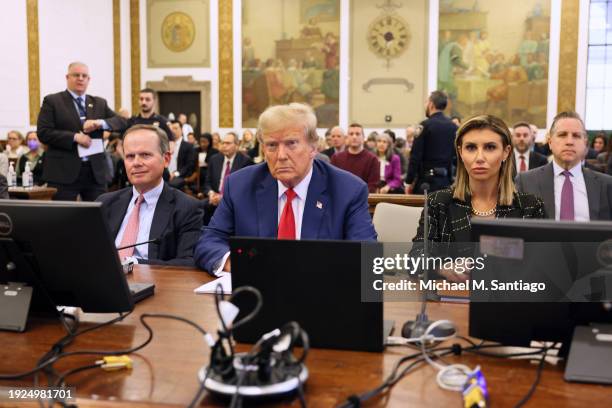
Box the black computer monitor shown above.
[469,218,612,348]
[0,199,134,330]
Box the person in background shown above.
[321,126,346,159]
[240,129,256,152]
[383,129,408,179]
[331,123,380,193]
[187,132,199,147]
[365,132,378,153]
[178,113,194,141]
[5,130,28,159]
[451,116,462,127]
[375,133,403,194]
[592,132,607,156]
[212,132,221,150]
[168,121,197,189]
[16,131,45,185]
[197,133,219,191]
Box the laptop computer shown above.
[230,238,389,352]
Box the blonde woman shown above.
[240,129,256,151]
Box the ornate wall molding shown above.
[26,0,40,125]
[113,0,122,111]
[557,0,579,113]
[218,0,233,127]
[130,0,141,115]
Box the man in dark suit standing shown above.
[511,121,548,178]
[37,62,126,200]
[406,90,458,194]
[202,131,253,224]
[167,121,197,189]
[97,125,203,267]
[516,111,612,220]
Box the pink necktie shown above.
[220,160,231,194]
[519,155,527,172]
[118,194,144,259]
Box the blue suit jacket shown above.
[194,159,377,273]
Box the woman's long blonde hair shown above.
[453,114,516,206]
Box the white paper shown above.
[194,272,232,294]
[78,139,104,158]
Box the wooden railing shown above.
[367,193,425,214]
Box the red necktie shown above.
[278,189,296,239]
[220,160,231,194]
[519,155,527,172]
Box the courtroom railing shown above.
[368,193,425,215]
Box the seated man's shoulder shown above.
[96,187,131,204]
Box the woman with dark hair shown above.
[198,132,219,190]
[411,114,545,282]
[375,133,403,194]
[591,132,608,154]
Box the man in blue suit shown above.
[195,103,377,274]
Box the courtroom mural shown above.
[438,0,551,127]
[242,0,340,128]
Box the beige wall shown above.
[350,0,429,127]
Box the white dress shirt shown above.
[218,154,236,192]
[182,123,194,141]
[115,180,164,261]
[169,138,181,174]
[514,151,530,171]
[552,161,590,221]
[213,166,314,276]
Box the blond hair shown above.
[257,103,318,146]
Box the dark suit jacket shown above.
[512,150,548,178]
[37,90,126,185]
[322,147,340,159]
[97,183,203,266]
[0,174,8,199]
[194,159,378,273]
[203,152,253,195]
[516,162,612,220]
[406,112,458,185]
[174,140,197,178]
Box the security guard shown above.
[126,88,173,141]
[406,90,458,194]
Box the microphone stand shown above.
[117,238,160,251]
[402,184,454,339]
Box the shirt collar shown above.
[277,165,314,201]
[224,154,236,163]
[67,89,85,100]
[552,160,582,177]
[132,179,164,206]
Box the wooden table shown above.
[368,193,425,215]
[0,265,609,407]
[8,186,57,200]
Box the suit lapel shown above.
[539,163,555,218]
[255,172,278,237]
[62,91,82,130]
[231,155,243,172]
[110,189,133,237]
[149,184,174,259]
[583,168,601,220]
[302,164,327,239]
[85,95,95,120]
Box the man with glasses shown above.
[194,103,377,274]
[37,61,126,200]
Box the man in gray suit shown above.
[516,111,612,220]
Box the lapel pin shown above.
[88,103,93,108]
[316,201,323,209]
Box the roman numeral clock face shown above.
[367,15,410,60]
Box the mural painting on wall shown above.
[438,0,550,128]
[242,0,340,128]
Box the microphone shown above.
[401,183,455,340]
[116,238,160,251]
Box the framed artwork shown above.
[242,0,340,128]
[147,0,210,68]
[438,0,551,128]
